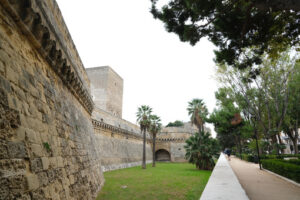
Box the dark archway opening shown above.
[155,149,171,161]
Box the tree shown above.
[184,131,219,170]
[149,115,162,167]
[215,50,299,154]
[187,98,208,133]
[208,88,249,155]
[136,105,152,169]
[150,0,300,69]
[282,61,300,154]
[166,120,184,127]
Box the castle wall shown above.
[155,123,199,162]
[92,108,152,171]
[0,1,104,199]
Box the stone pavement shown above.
[229,157,300,200]
[200,154,249,200]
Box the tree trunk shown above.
[292,138,298,155]
[271,135,279,155]
[295,120,299,154]
[152,134,156,167]
[142,129,146,169]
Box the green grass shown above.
[96,162,211,200]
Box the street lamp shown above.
[251,116,262,170]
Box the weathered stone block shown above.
[26,174,39,191]
[57,156,63,168]
[0,140,8,159]
[30,144,44,158]
[0,59,4,75]
[37,172,48,187]
[49,157,57,169]
[47,170,56,183]
[16,126,26,141]
[30,158,43,173]
[6,66,19,85]
[8,174,27,190]
[0,159,26,174]
[7,142,28,158]
[41,157,49,170]
[25,129,41,144]
[0,74,11,93]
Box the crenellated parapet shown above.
[157,138,186,143]
[0,0,94,114]
[92,119,150,141]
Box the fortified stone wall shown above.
[155,123,211,162]
[92,108,152,171]
[0,1,104,199]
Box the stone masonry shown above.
[0,0,103,199]
[0,0,210,199]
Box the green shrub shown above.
[261,159,300,183]
[286,159,300,166]
[260,154,300,160]
[166,120,184,127]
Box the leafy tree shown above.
[184,131,219,170]
[150,0,300,69]
[282,61,300,154]
[208,88,249,154]
[187,98,208,133]
[215,50,299,154]
[136,105,152,169]
[166,120,184,127]
[149,115,162,167]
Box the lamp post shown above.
[252,116,262,170]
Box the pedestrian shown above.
[224,148,231,161]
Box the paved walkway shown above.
[229,156,300,200]
[200,153,249,200]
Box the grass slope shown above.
[97,162,211,200]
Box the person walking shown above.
[224,148,231,161]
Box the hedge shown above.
[259,154,300,160]
[286,159,300,166]
[261,159,300,183]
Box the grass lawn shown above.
[96,162,211,200]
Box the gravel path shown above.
[229,157,300,200]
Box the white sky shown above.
[56,0,218,137]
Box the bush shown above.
[260,154,300,160]
[166,120,184,127]
[184,131,220,170]
[261,159,300,183]
[286,159,300,166]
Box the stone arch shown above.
[155,149,171,161]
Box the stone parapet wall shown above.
[93,119,153,171]
[0,1,104,199]
[93,107,151,138]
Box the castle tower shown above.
[86,66,123,118]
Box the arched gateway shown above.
[155,149,171,161]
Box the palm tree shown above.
[187,99,208,133]
[149,115,162,167]
[184,132,218,170]
[136,105,152,169]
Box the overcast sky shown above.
[56,0,218,136]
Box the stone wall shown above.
[155,123,201,162]
[92,108,153,171]
[0,1,104,199]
